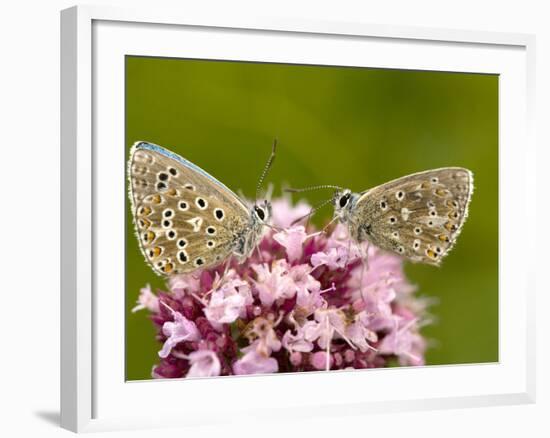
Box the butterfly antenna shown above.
[285,184,343,193]
[291,197,334,226]
[256,139,277,205]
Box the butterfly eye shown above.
[254,206,266,221]
[339,194,350,208]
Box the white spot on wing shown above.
[186,217,203,232]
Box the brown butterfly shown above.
[128,141,276,276]
[291,168,474,265]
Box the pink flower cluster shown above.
[133,198,430,379]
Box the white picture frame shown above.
[60,4,536,433]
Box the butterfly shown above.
[128,141,276,276]
[291,168,473,266]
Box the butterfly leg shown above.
[343,238,352,267]
[213,257,233,289]
[362,241,370,271]
[255,244,264,263]
[358,241,370,298]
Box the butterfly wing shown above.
[352,168,473,265]
[128,142,251,275]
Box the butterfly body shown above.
[128,142,271,276]
[333,168,473,265]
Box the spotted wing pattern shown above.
[128,142,251,275]
[351,167,473,265]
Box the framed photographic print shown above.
[61,5,536,432]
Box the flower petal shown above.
[186,350,222,378]
[273,225,308,262]
[232,344,279,375]
[158,310,201,358]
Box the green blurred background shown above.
[125,56,498,381]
